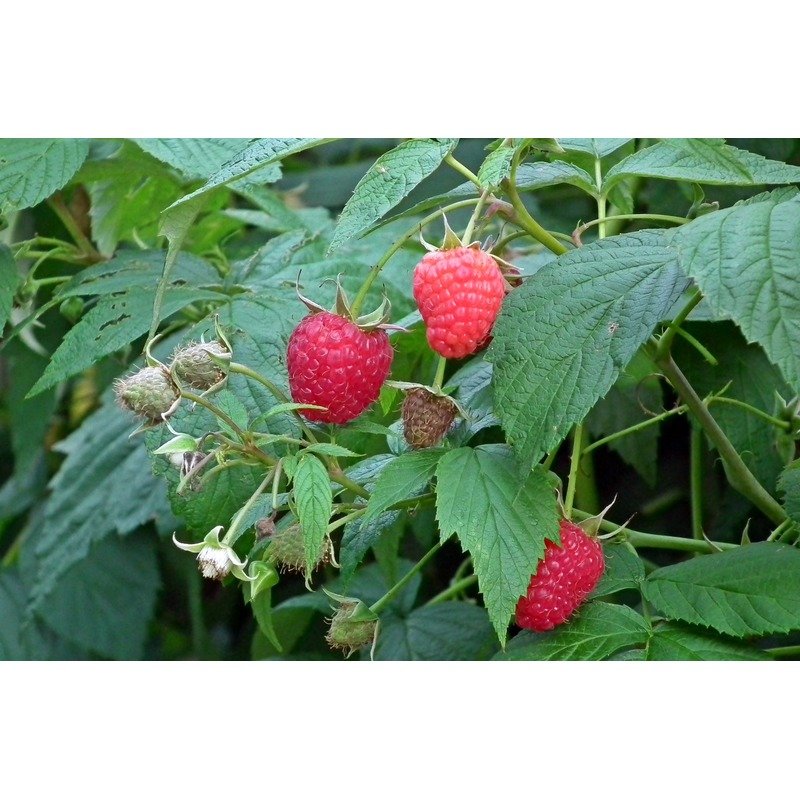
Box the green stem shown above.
[594,159,607,239]
[186,567,210,659]
[432,355,447,392]
[224,469,275,545]
[425,574,479,606]
[571,509,737,553]
[229,361,318,443]
[349,198,481,318]
[575,213,689,243]
[462,189,490,244]
[654,289,703,361]
[371,540,443,615]
[563,424,584,516]
[330,469,370,500]
[326,508,366,535]
[672,326,719,366]
[444,154,481,188]
[766,645,800,658]
[583,405,687,454]
[767,519,793,542]
[180,389,248,441]
[648,351,787,525]
[502,177,568,256]
[690,425,704,541]
[47,193,101,260]
[706,396,793,431]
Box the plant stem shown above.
[652,352,787,525]
[594,159,607,239]
[228,361,318,443]
[370,540,443,615]
[47,193,101,260]
[706,396,793,431]
[571,509,737,552]
[326,508,366,535]
[654,289,703,361]
[582,405,687,454]
[425,574,479,606]
[502,177,568,256]
[444,154,481,188]
[180,389,248,441]
[462,189,490,244]
[186,567,210,659]
[329,469,370,500]
[224,469,275,545]
[673,326,718,366]
[690,425,704,542]
[432,355,447,392]
[574,213,689,243]
[349,198,481,318]
[564,424,584,516]
[766,645,800,658]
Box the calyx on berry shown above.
[323,589,379,658]
[295,273,403,333]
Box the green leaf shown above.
[558,139,632,158]
[214,390,250,437]
[0,569,85,660]
[304,443,363,458]
[374,602,500,660]
[435,446,559,644]
[328,138,458,251]
[591,544,645,598]
[293,453,333,575]
[28,285,222,396]
[169,138,333,210]
[36,533,160,660]
[642,542,800,637]
[363,450,442,523]
[0,139,89,213]
[497,602,651,660]
[607,138,800,188]
[0,243,19,332]
[340,509,401,583]
[674,190,800,393]
[29,402,173,608]
[477,143,515,190]
[83,142,184,255]
[646,622,770,661]
[489,230,687,467]
[778,459,800,523]
[134,138,253,180]
[586,350,664,486]
[515,160,598,195]
[675,322,792,491]
[57,249,219,299]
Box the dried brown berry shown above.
[402,388,458,449]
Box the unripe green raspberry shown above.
[115,366,179,422]
[170,341,230,390]
[325,601,378,657]
[268,522,331,575]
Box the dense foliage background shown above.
[1,137,799,661]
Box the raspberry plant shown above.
[1,137,800,660]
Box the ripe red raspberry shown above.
[515,520,605,632]
[413,246,506,359]
[287,311,393,424]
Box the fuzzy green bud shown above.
[115,366,179,422]
[325,601,378,657]
[170,341,230,390]
[268,522,330,575]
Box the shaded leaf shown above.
[646,622,770,660]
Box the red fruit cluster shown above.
[515,520,605,632]
[287,311,393,424]
[413,246,506,359]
